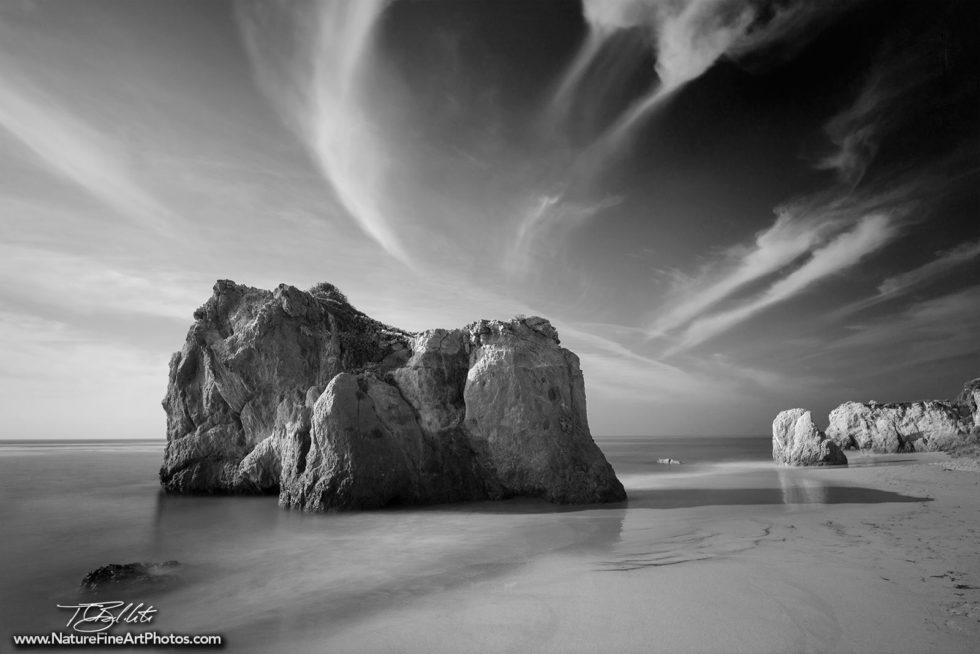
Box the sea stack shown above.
[772,409,848,466]
[160,280,626,510]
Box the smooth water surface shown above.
[0,436,926,651]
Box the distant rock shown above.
[161,281,626,510]
[782,377,980,456]
[958,378,980,430]
[826,397,975,454]
[772,409,847,466]
[81,561,179,593]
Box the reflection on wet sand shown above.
[3,441,953,654]
[623,478,928,510]
[147,489,628,644]
[779,469,828,508]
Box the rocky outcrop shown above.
[825,400,973,453]
[784,377,980,455]
[161,281,626,510]
[958,378,980,429]
[772,409,848,466]
[81,561,180,593]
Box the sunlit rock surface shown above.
[959,378,980,429]
[161,281,626,510]
[772,409,848,467]
[826,395,975,454]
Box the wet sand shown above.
[2,443,979,653]
[311,453,980,654]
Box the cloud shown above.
[0,242,202,321]
[648,207,841,337]
[509,193,622,274]
[562,0,857,149]
[0,61,174,233]
[557,320,757,424]
[830,239,980,319]
[670,213,897,352]
[814,24,956,187]
[815,68,890,186]
[878,240,980,296]
[826,285,980,373]
[728,0,856,68]
[237,0,411,265]
[593,0,756,145]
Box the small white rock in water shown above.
[657,458,682,465]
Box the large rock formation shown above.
[772,409,848,466]
[161,280,626,510]
[825,400,974,453]
[776,377,980,456]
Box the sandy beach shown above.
[3,443,979,654]
[308,453,980,654]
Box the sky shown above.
[0,0,978,439]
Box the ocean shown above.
[0,436,912,652]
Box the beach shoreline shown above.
[2,443,979,653]
[313,453,980,654]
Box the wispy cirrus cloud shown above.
[529,0,866,266]
[814,22,969,188]
[601,0,756,143]
[557,0,859,151]
[815,59,900,186]
[0,242,203,322]
[826,284,980,374]
[877,240,980,296]
[237,0,411,265]
[667,212,897,353]
[830,239,980,319]
[0,60,174,234]
[648,207,841,337]
[510,193,623,275]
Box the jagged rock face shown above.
[278,372,496,511]
[772,409,848,466]
[959,378,980,429]
[162,281,626,509]
[160,280,413,494]
[461,318,626,503]
[825,400,973,453]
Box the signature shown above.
[56,602,158,633]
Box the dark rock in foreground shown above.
[772,409,848,466]
[160,280,626,510]
[81,561,179,593]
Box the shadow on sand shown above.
[624,485,932,509]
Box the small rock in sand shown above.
[81,561,180,592]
